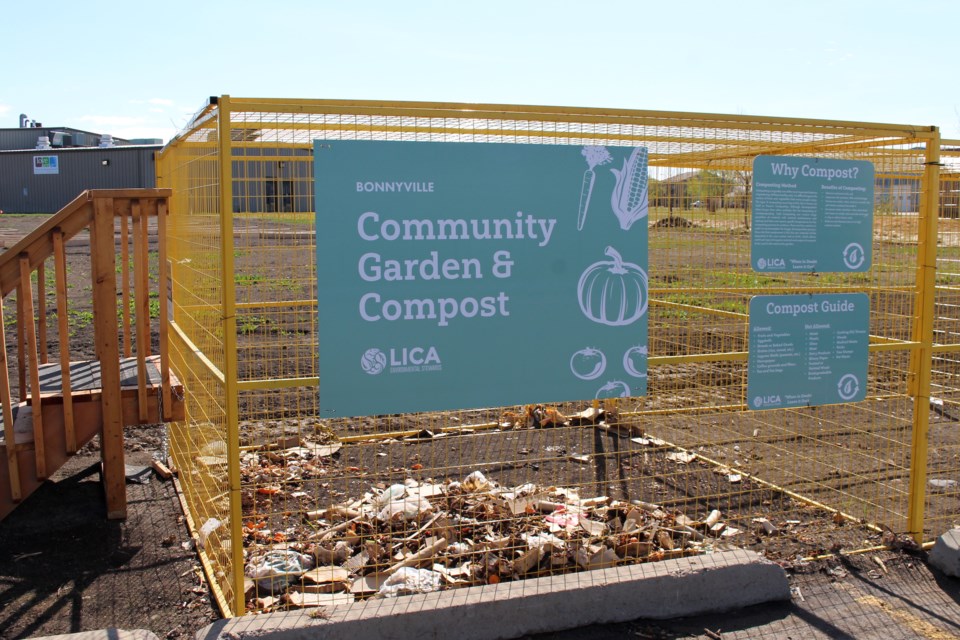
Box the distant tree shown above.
[684,170,728,204]
[716,169,752,229]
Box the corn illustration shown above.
[578,146,613,231]
[610,147,649,231]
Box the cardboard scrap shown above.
[350,573,388,595]
[287,591,355,608]
[302,567,350,584]
[666,451,696,464]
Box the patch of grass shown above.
[117,293,161,324]
[238,314,269,334]
[236,212,313,226]
[270,277,298,291]
[235,273,265,287]
[68,310,94,336]
[656,292,747,317]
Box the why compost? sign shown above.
[315,141,649,417]
[752,155,874,273]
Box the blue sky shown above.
[2,0,958,143]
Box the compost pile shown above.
[239,434,744,613]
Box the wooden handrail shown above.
[0,188,171,298]
[0,188,173,517]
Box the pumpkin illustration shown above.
[595,380,631,399]
[577,246,648,326]
[570,347,607,380]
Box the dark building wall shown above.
[0,146,159,213]
[231,146,313,213]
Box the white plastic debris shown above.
[372,484,408,509]
[377,495,433,522]
[246,550,314,593]
[197,517,221,549]
[377,567,443,597]
[462,471,491,492]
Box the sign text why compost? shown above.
[315,141,650,417]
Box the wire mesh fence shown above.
[927,140,960,538]
[157,98,943,616]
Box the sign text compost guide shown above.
[748,295,869,409]
[315,141,649,417]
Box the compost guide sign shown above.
[751,155,874,273]
[314,141,649,417]
[747,294,869,410]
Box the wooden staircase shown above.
[0,190,183,521]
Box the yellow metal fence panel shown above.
[927,140,960,538]
[158,97,941,617]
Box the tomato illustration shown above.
[570,347,607,380]
[623,344,648,378]
[595,380,631,399]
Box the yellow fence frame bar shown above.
[225,96,941,138]
[907,131,941,542]
[216,96,246,616]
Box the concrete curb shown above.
[196,549,790,640]
[929,528,960,578]
[31,630,160,640]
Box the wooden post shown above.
[139,201,151,358]
[37,262,47,364]
[0,296,21,501]
[53,230,76,453]
[16,286,25,400]
[157,199,172,420]
[91,197,126,519]
[132,201,149,424]
[120,213,131,358]
[19,254,45,479]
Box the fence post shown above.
[907,129,941,542]
[217,95,245,615]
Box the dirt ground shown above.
[0,423,219,638]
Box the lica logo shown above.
[390,347,441,367]
[753,395,782,408]
[757,257,785,269]
[360,348,387,375]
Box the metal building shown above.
[0,126,161,213]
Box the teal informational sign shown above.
[315,141,649,417]
[748,294,869,410]
[752,155,874,272]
